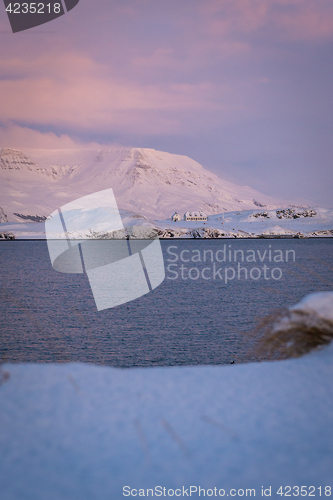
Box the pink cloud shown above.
[273,1,333,40]
[198,0,333,41]
[0,50,243,135]
[1,0,332,145]
[0,124,105,149]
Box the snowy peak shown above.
[90,147,207,185]
[81,147,280,215]
[0,147,60,178]
[0,146,287,221]
[0,148,37,171]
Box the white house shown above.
[171,212,181,222]
[184,211,208,221]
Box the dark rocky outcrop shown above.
[0,232,15,240]
[276,208,317,219]
[13,213,47,222]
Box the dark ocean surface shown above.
[0,239,332,367]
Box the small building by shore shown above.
[184,211,208,221]
[171,212,181,222]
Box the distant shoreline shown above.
[1,236,332,241]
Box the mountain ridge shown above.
[0,146,289,222]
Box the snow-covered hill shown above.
[0,146,285,222]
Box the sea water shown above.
[0,239,332,367]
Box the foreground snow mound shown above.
[0,292,332,499]
[290,291,333,322]
[252,292,333,360]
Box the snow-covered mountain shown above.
[0,147,286,222]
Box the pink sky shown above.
[0,0,333,205]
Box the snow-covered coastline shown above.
[1,206,332,239]
[155,206,333,239]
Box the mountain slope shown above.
[0,147,286,222]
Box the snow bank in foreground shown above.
[290,291,333,322]
[251,292,333,360]
[0,293,332,500]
